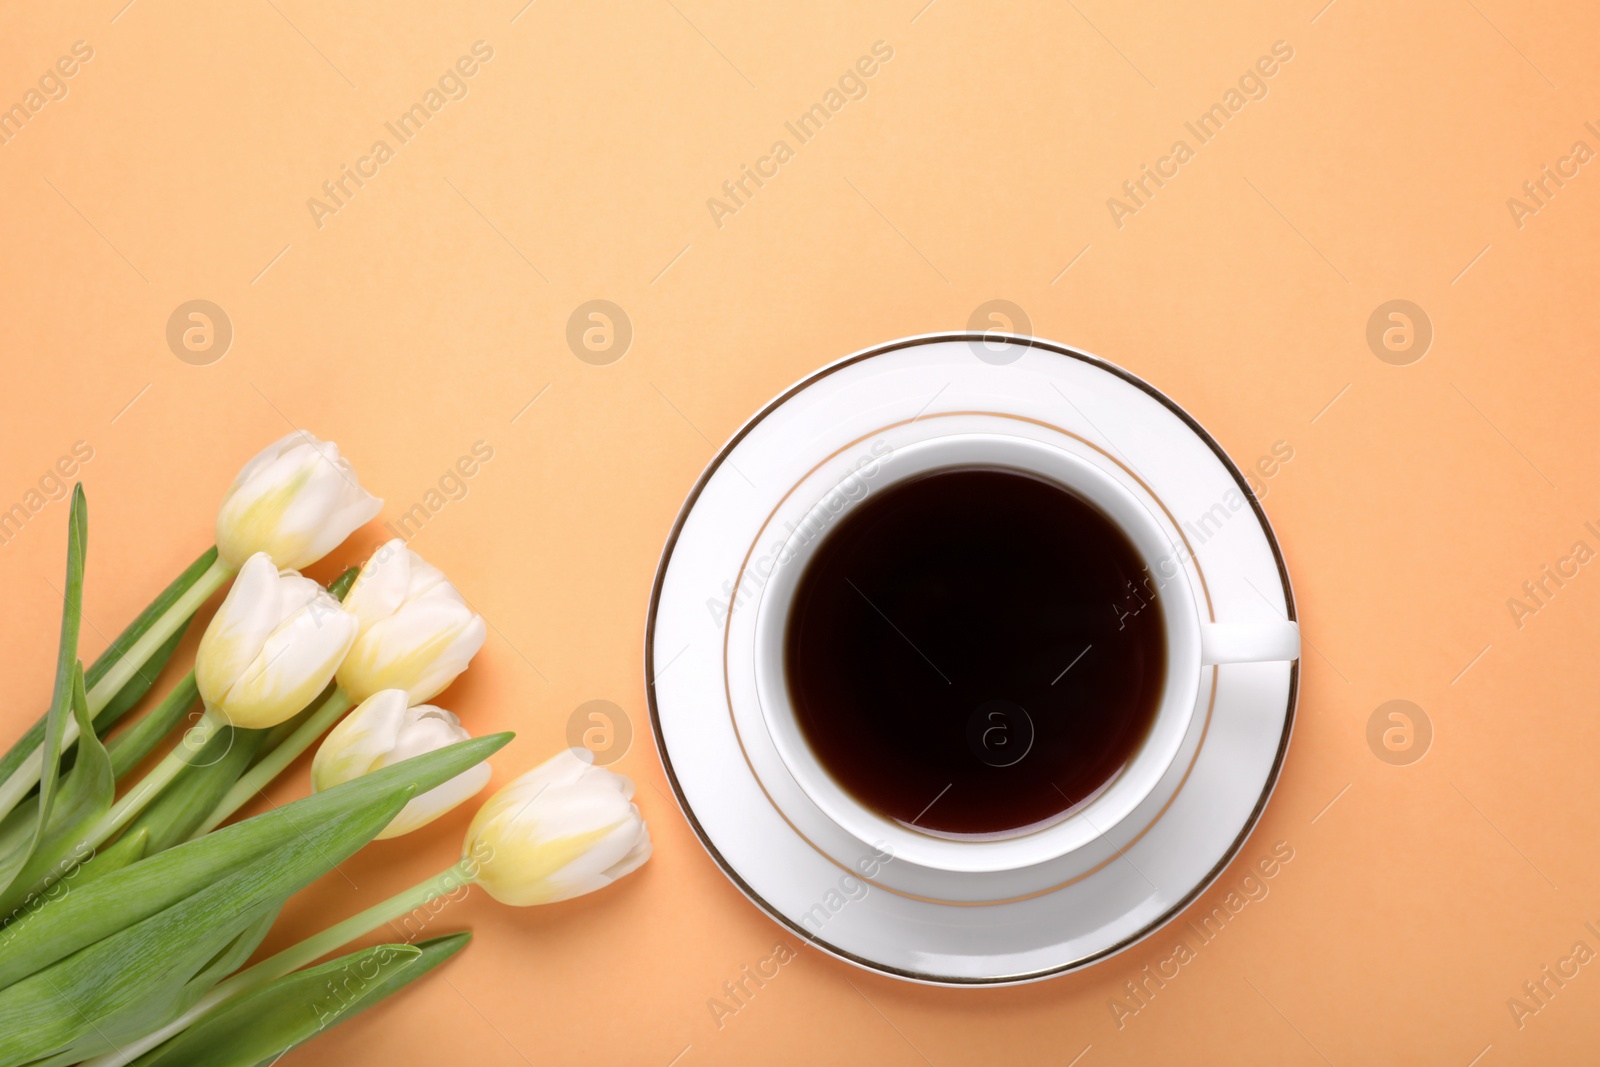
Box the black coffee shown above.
[784,466,1167,837]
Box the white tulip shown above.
[463,749,651,906]
[215,432,382,571]
[195,552,358,729]
[310,689,491,839]
[336,540,487,705]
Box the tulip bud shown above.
[463,749,651,906]
[196,552,358,729]
[311,689,492,839]
[215,432,382,571]
[336,540,487,705]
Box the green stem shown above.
[85,860,472,1067]
[253,685,331,761]
[87,710,225,852]
[89,556,232,714]
[190,688,353,838]
[0,556,233,820]
[10,709,226,907]
[106,670,202,780]
[240,860,470,988]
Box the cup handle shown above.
[1199,620,1300,665]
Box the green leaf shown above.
[72,827,147,888]
[250,683,333,768]
[3,885,272,1067]
[67,726,263,892]
[0,488,86,902]
[326,564,360,601]
[104,672,201,781]
[0,665,117,917]
[0,796,32,862]
[0,732,512,991]
[126,726,264,854]
[0,783,414,1065]
[131,934,471,1067]
[0,546,215,790]
[184,901,284,1000]
[89,619,190,735]
[56,623,190,786]
[83,546,218,705]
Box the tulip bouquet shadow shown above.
[0,434,652,1067]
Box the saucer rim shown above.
[644,332,1299,985]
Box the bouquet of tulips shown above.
[0,434,651,1066]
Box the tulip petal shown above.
[338,609,484,705]
[336,544,485,705]
[312,697,489,839]
[464,751,651,906]
[342,539,413,632]
[201,569,357,730]
[215,434,381,570]
[404,558,451,602]
[539,813,651,903]
[223,433,300,492]
[378,761,491,840]
[384,706,468,763]
[310,690,410,791]
[196,554,282,710]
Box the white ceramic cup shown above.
[751,433,1300,874]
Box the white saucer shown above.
[646,334,1298,985]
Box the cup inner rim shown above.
[751,432,1205,873]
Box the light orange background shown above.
[2,1,1598,1064]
